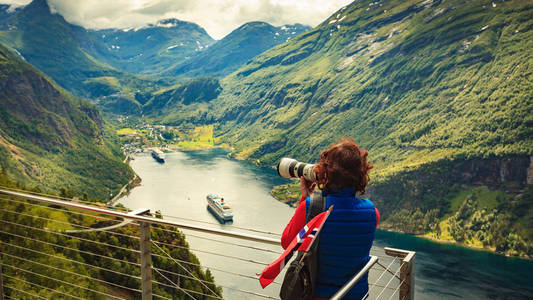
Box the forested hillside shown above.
[153,0,533,257]
[0,173,221,299]
[0,43,132,199]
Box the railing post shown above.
[400,251,415,300]
[384,247,415,300]
[140,221,152,300]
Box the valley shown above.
[0,0,532,260]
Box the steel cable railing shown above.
[151,240,221,297]
[374,261,402,280]
[0,196,121,223]
[0,188,415,300]
[153,270,198,300]
[3,285,49,300]
[0,229,141,266]
[0,241,141,280]
[0,264,124,300]
[154,278,222,299]
[1,252,143,294]
[153,293,172,300]
[156,226,283,254]
[0,205,139,239]
[158,213,282,236]
[153,267,279,299]
[153,239,270,266]
[0,185,130,212]
[151,252,279,283]
[387,278,408,300]
[0,219,141,254]
[375,261,404,300]
[3,274,86,300]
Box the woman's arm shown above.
[281,196,307,249]
[281,178,316,249]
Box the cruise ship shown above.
[206,194,233,223]
[151,148,165,163]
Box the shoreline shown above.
[123,147,533,261]
[378,227,533,260]
[116,144,227,202]
[270,188,533,260]
[166,144,233,152]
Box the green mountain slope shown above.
[142,77,222,124]
[156,0,533,256]
[0,43,133,200]
[165,22,311,78]
[213,0,532,167]
[88,19,215,75]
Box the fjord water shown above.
[119,149,533,299]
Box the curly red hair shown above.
[314,138,373,194]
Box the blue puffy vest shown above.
[305,187,377,299]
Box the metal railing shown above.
[0,188,415,299]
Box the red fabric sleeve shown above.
[375,207,380,227]
[281,195,307,249]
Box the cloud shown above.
[0,0,353,39]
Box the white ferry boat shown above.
[151,148,165,163]
[206,194,233,223]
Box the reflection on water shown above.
[374,231,533,299]
[120,149,533,299]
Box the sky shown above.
[0,0,353,39]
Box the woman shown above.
[281,138,379,300]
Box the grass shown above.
[449,189,472,214]
[85,76,121,87]
[449,186,502,214]
[116,128,137,135]
[176,125,215,149]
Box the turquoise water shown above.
[373,231,533,299]
[120,149,533,299]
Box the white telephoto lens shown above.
[277,157,297,178]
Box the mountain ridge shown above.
[164,21,312,78]
[86,18,215,75]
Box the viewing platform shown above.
[0,188,415,299]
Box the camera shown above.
[277,158,317,182]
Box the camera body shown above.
[277,158,317,182]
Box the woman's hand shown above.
[299,177,316,200]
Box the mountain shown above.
[0,0,166,109]
[167,0,533,165]
[141,77,222,124]
[0,0,312,115]
[165,22,311,78]
[0,43,133,199]
[156,0,533,257]
[87,18,215,75]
